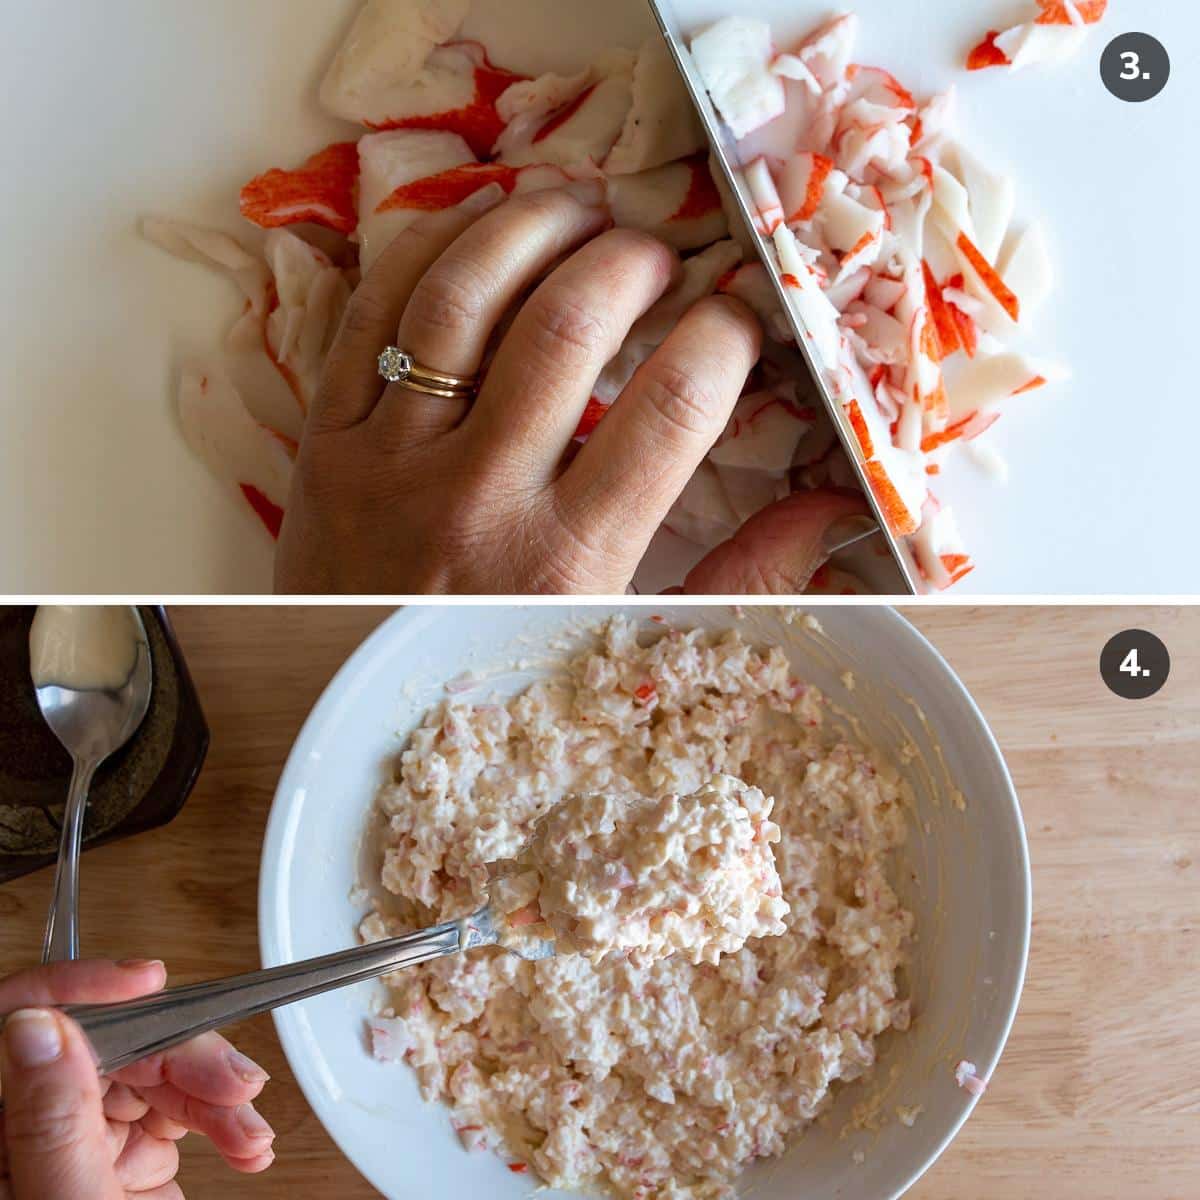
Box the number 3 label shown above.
[1102,34,1169,102]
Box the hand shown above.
[0,960,275,1200]
[275,184,865,595]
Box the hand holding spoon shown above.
[30,606,153,963]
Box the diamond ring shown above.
[378,347,478,397]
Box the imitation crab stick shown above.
[178,370,294,541]
[240,142,360,236]
[967,0,1107,71]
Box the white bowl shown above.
[259,605,1030,1200]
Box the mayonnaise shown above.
[29,606,143,692]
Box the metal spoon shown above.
[58,905,553,1075]
[30,606,153,963]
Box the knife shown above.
[646,0,922,595]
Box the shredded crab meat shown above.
[363,617,914,1199]
[491,775,789,966]
[149,0,1069,588]
[955,1059,989,1096]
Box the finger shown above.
[129,1184,184,1200]
[376,184,610,444]
[0,960,166,1015]
[311,184,509,433]
[105,1118,131,1163]
[109,1032,268,1106]
[0,1009,116,1200]
[223,1148,276,1175]
[139,1109,188,1143]
[139,1082,276,1164]
[684,488,870,594]
[558,294,761,576]
[102,1082,149,1124]
[464,228,678,479]
[112,1124,179,1194]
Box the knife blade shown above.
[646,0,922,595]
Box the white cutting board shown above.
[0,0,1192,594]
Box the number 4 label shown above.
[1102,630,1169,699]
[1119,648,1149,679]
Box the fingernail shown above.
[119,958,165,973]
[458,182,507,217]
[564,178,608,209]
[228,1047,270,1084]
[236,1103,276,1142]
[822,516,879,556]
[4,1009,63,1068]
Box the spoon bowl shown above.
[31,606,153,962]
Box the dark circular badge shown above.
[1100,629,1169,700]
[1101,33,1170,103]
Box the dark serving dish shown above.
[0,606,208,884]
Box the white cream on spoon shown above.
[30,605,142,692]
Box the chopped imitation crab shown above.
[912,499,974,589]
[710,390,817,472]
[944,352,1054,418]
[355,129,475,270]
[955,231,1020,326]
[745,157,784,235]
[607,155,727,251]
[778,152,833,225]
[997,223,1053,320]
[320,0,524,157]
[142,219,271,314]
[178,370,294,540]
[690,17,785,140]
[666,461,740,546]
[320,0,469,121]
[604,37,705,176]
[494,51,634,168]
[224,231,351,440]
[688,5,1065,586]
[967,1,1106,72]
[146,222,351,443]
[240,142,360,236]
[773,225,840,367]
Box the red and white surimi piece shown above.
[967,0,1107,72]
[355,129,476,270]
[607,155,728,251]
[178,370,295,540]
[605,37,706,176]
[494,51,634,169]
[689,17,785,140]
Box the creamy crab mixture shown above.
[361,618,913,1199]
[491,776,790,967]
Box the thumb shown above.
[1,1009,121,1200]
[683,489,872,594]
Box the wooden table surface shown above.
[1,605,1197,1200]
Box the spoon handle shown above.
[43,758,99,964]
[59,916,470,1075]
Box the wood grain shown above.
[0,605,1196,1200]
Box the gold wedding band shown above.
[394,377,476,401]
[378,347,478,396]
